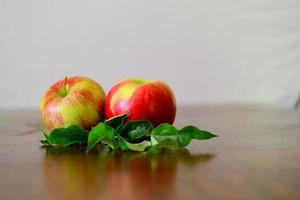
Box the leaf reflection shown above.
[42,146,214,200]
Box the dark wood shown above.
[0,104,299,200]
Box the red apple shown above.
[40,76,105,130]
[105,78,176,125]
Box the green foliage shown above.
[119,135,152,151]
[41,114,217,153]
[178,125,217,146]
[104,114,129,131]
[119,120,154,142]
[86,123,116,153]
[151,123,217,147]
[42,125,88,146]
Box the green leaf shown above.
[178,125,217,147]
[177,133,192,147]
[104,114,129,132]
[86,123,115,153]
[118,139,129,151]
[151,124,217,147]
[151,123,178,145]
[119,136,151,152]
[40,129,51,144]
[42,125,88,146]
[147,139,182,155]
[127,129,151,141]
[40,139,50,145]
[101,138,119,150]
[119,120,154,142]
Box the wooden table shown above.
[0,104,299,200]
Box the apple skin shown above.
[40,76,105,130]
[105,78,176,126]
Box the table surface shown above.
[0,104,299,200]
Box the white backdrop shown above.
[1,0,300,109]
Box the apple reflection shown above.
[43,146,213,200]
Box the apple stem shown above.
[64,76,68,96]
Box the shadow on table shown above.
[42,146,213,200]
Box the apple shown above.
[40,76,105,130]
[105,78,176,125]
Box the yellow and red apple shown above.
[105,78,176,125]
[40,76,105,130]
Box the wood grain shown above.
[0,104,299,200]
